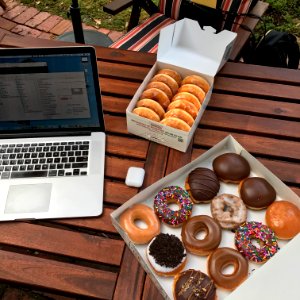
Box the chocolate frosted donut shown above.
[207,247,248,290]
[239,177,276,210]
[185,167,220,203]
[213,153,250,183]
[173,269,216,300]
[182,215,222,256]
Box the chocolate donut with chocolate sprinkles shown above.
[185,167,220,204]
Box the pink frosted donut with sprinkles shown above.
[235,221,279,263]
[153,186,193,227]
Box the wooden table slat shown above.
[0,222,124,265]
[214,76,300,101]
[106,135,149,159]
[0,249,118,299]
[201,110,300,139]
[106,156,145,180]
[193,128,300,161]
[210,93,300,119]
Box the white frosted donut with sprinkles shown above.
[235,221,279,263]
[153,186,193,227]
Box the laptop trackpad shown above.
[5,183,52,214]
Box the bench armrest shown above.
[103,0,133,15]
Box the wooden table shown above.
[0,33,299,299]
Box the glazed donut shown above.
[265,200,300,239]
[158,68,182,86]
[145,81,173,100]
[185,167,220,204]
[178,84,206,104]
[164,108,194,127]
[151,73,179,95]
[207,247,248,290]
[239,177,276,210]
[213,152,251,183]
[160,117,191,132]
[146,233,187,276]
[140,87,170,109]
[153,186,193,227]
[137,98,165,120]
[182,75,210,93]
[132,107,160,122]
[181,215,222,256]
[173,269,217,300]
[167,99,198,119]
[235,221,279,263]
[211,194,247,229]
[119,204,160,244]
[172,92,201,110]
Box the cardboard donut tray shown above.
[111,136,300,300]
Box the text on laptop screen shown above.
[0,49,102,133]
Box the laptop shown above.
[0,46,106,221]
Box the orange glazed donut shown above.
[157,68,182,86]
[164,108,194,127]
[207,247,248,290]
[178,84,206,104]
[137,99,165,120]
[151,73,179,95]
[265,200,300,239]
[132,107,160,122]
[182,75,210,93]
[119,204,160,244]
[172,92,201,111]
[161,117,191,132]
[140,87,170,109]
[167,99,198,119]
[145,81,173,100]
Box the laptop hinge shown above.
[0,131,92,139]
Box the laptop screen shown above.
[0,46,105,136]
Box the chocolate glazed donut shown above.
[208,247,248,290]
[240,177,276,210]
[213,153,250,183]
[185,167,220,204]
[181,215,222,256]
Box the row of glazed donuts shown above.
[132,68,210,132]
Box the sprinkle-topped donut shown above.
[154,186,193,227]
[235,221,279,263]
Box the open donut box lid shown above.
[111,135,300,300]
[126,18,237,152]
[157,18,237,77]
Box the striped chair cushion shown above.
[159,0,183,20]
[221,0,256,32]
[110,13,175,53]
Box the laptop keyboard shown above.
[0,141,90,179]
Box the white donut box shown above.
[126,18,237,152]
[111,135,300,300]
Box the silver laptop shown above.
[0,46,106,221]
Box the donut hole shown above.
[134,218,148,229]
[167,201,180,211]
[250,238,262,249]
[194,229,207,240]
[221,263,235,276]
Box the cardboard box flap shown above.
[157,18,237,77]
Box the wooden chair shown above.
[0,0,7,9]
[103,0,269,60]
